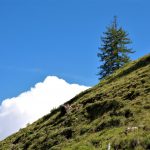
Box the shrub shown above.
[95,118,121,132]
[86,100,123,120]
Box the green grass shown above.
[0,54,150,150]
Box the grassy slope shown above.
[0,54,150,150]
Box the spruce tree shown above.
[97,16,134,80]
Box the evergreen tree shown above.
[97,16,134,80]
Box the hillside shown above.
[0,54,150,150]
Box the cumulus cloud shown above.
[0,76,90,140]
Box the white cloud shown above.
[0,76,90,140]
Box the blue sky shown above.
[0,0,149,102]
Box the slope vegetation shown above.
[0,54,150,150]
